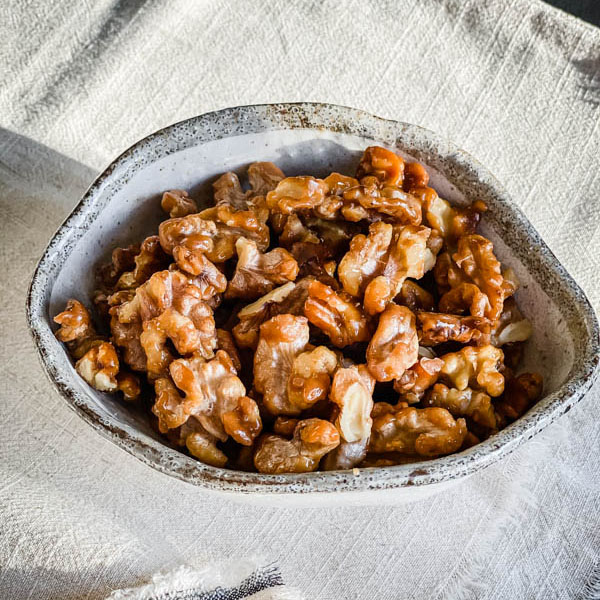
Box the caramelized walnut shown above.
[424,383,497,430]
[330,365,375,443]
[110,312,146,372]
[287,346,338,413]
[75,341,119,392]
[452,234,505,322]
[54,299,95,345]
[439,282,491,318]
[222,395,262,445]
[182,418,228,467]
[226,237,298,300]
[416,312,491,346]
[491,297,533,346]
[356,146,404,186]
[216,329,241,372]
[367,304,419,382]
[369,404,467,457]
[423,193,482,243]
[394,356,444,403]
[161,189,198,218]
[279,213,320,247]
[254,418,340,474]
[304,280,370,348]
[396,280,436,312]
[439,345,504,397]
[273,416,299,437]
[116,371,141,401]
[266,176,328,214]
[495,372,543,423]
[233,280,311,349]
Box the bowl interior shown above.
[46,128,573,447]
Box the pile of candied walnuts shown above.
[54,146,543,474]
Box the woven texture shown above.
[1,1,600,598]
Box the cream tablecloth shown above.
[1,0,600,598]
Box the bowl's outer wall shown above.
[28,103,600,498]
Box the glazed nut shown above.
[226,237,298,300]
[116,371,142,401]
[216,329,242,372]
[369,404,467,457]
[495,372,543,422]
[396,280,436,313]
[186,430,228,468]
[304,280,370,348]
[366,304,419,382]
[75,341,119,392]
[330,365,375,443]
[253,418,340,474]
[356,146,404,186]
[440,344,505,397]
[394,356,444,403]
[416,312,491,346]
[161,189,198,218]
[222,395,263,446]
[439,282,491,318]
[54,299,94,343]
[491,297,533,346]
[266,176,328,214]
[424,383,497,430]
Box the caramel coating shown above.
[416,312,491,346]
[304,280,370,348]
[222,395,262,446]
[367,304,419,382]
[266,176,328,214]
[424,383,497,430]
[356,146,404,186]
[116,236,169,290]
[439,282,491,318]
[75,341,119,392]
[396,280,436,313]
[273,416,299,437]
[54,299,94,344]
[394,356,444,404]
[161,189,198,218]
[370,404,467,457]
[216,329,242,373]
[495,372,543,423]
[439,345,505,397]
[254,419,340,474]
[226,237,298,300]
[116,371,141,401]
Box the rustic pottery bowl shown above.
[27,103,600,506]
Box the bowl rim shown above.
[26,102,600,495]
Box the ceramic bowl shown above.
[27,103,599,506]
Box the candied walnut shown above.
[369,404,467,457]
[213,172,249,211]
[394,356,444,404]
[54,299,95,345]
[424,383,497,430]
[439,282,491,318]
[502,267,520,298]
[338,222,393,297]
[75,341,119,392]
[433,251,467,292]
[247,161,286,197]
[322,439,369,471]
[416,312,491,346]
[226,237,298,300]
[161,189,198,218]
[403,162,429,191]
[356,146,404,186]
[198,205,270,262]
[185,424,228,468]
[159,214,217,257]
[491,297,533,346]
[216,329,241,372]
[304,216,361,256]
[423,193,482,242]
[253,314,309,410]
[116,371,141,401]
[279,213,320,247]
[396,280,436,312]
[343,181,422,224]
[273,416,299,437]
[171,246,227,294]
[330,365,375,443]
[495,372,543,423]
[290,242,338,286]
[233,280,311,349]
[266,176,328,214]
[452,234,505,322]
[304,280,370,348]
[287,346,338,414]
[366,304,419,382]
[340,223,431,314]
[439,345,504,397]
[222,395,262,445]
[254,418,340,474]
[116,236,170,290]
[110,312,146,372]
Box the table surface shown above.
[1,1,599,598]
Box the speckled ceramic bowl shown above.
[27,103,600,506]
